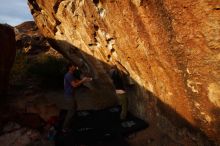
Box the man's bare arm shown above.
[71,77,92,88]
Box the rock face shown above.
[0,24,16,97]
[28,0,220,144]
[15,21,50,55]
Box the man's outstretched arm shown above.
[71,77,92,88]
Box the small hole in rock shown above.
[94,25,99,31]
[213,8,220,10]
[93,0,99,6]
[110,48,115,53]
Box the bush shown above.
[27,54,67,89]
[10,51,30,89]
[10,51,67,90]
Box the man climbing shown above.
[62,63,92,132]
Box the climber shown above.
[62,63,92,133]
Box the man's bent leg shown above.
[62,98,76,131]
[62,109,75,130]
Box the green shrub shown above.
[27,54,67,89]
[10,51,30,89]
[10,51,67,90]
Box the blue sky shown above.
[0,0,33,26]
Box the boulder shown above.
[15,21,50,55]
[0,24,16,97]
[28,0,220,144]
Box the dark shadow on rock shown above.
[24,38,218,145]
[0,24,16,98]
[48,38,219,145]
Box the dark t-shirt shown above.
[64,72,76,97]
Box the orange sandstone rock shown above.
[28,0,220,144]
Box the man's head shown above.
[67,63,76,72]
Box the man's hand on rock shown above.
[82,77,92,82]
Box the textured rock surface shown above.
[28,0,220,144]
[15,21,51,55]
[0,122,53,146]
[0,24,16,97]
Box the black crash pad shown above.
[55,106,149,145]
